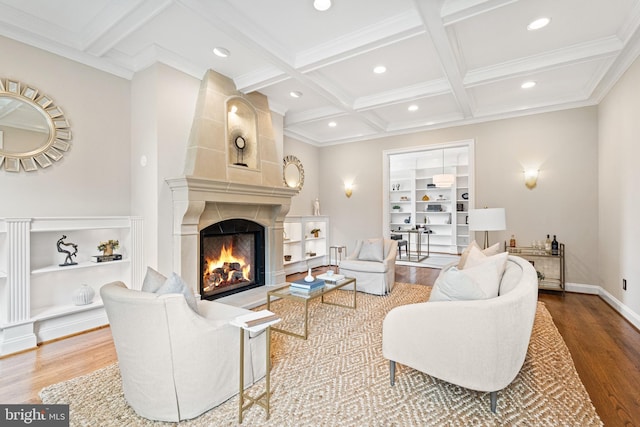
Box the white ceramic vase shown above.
[73,284,95,306]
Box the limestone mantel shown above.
[166,176,298,295]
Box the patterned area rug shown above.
[40,283,602,426]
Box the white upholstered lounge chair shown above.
[101,281,267,422]
[382,256,538,412]
[338,238,397,295]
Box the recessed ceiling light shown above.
[213,47,230,58]
[373,65,387,74]
[408,105,419,112]
[313,0,331,11]
[290,91,303,98]
[328,121,337,127]
[527,17,551,31]
[521,81,537,89]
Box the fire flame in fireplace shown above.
[203,244,251,292]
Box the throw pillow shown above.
[155,272,199,314]
[483,241,502,256]
[429,267,488,301]
[457,241,502,268]
[463,245,509,279]
[358,238,384,262]
[459,260,502,298]
[141,266,167,293]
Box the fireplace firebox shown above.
[200,219,265,300]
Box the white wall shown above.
[319,107,599,286]
[598,56,640,316]
[0,36,131,217]
[284,136,321,216]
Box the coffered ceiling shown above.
[1,0,639,145]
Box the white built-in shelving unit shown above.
[283,215,329,275]
[385,141,474,255]
[0,216,143,356]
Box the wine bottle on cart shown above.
[545,234,551,254]
[551,235,559,256]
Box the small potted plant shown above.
[392,205,401,212]
[310,228,321,238]
[98,239,120,256]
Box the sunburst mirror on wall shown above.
[283,155,304,191]
[0,78,72,172]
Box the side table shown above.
[329,245,347,271]
[230,310,281,424]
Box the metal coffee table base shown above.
[267,277,356,340]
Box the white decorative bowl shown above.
[73,284,95,306]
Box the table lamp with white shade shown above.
[468,208,506,249]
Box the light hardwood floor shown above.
[1,265,638,426]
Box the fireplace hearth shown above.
[200,219,265,300]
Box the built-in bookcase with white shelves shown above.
[385,142,474,255]
[0,216,143,356]
[283,215,329,275]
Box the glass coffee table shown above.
[266,276,356,340]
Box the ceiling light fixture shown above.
[521,81,536,89]
[527,17,551,31]
[408,105,419,112]
[432,149,455,188]
[373,65,386,74]
[213,47,230,58]
[290,91,303,98]
[328,121,337,127]
[313,0,331,11]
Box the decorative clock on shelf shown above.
[234,135,248,167]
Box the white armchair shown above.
[100,281,267,422]
[338,238,397,295]
[382,256,538,412]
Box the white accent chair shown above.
[339,238,397,295]
[100,281,267,422]
[382,256,538,412]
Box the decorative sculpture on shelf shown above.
[313,197,320,216]
[57,235,78,266]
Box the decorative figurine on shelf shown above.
[57,235,78,266]
[313,197,321,216]
[304,267,315,282]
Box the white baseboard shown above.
[35,308,109,343]
[0,321,37,356]
[565,282,600,295]
[566,282,640,331]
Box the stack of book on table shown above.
[232,310,281,330]
[290,278,325,294]
[316,273,345,283]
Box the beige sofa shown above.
[382,255,538,412]
[101,281,267,422]
[338,238,397,295]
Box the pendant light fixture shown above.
[432,149,455,188]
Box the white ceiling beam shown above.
[83,0,174,56]
[441,0,519,26]
[413,0,473,118]
[294,10,423,71]
[464,36,622,87]
[354,79,451,111]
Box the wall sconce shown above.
[524,169,538,189]
[344,183,353,198]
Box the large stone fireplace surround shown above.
[167,70,298,305]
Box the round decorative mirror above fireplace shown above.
[283,155,304,190]
[0,78,72,172]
